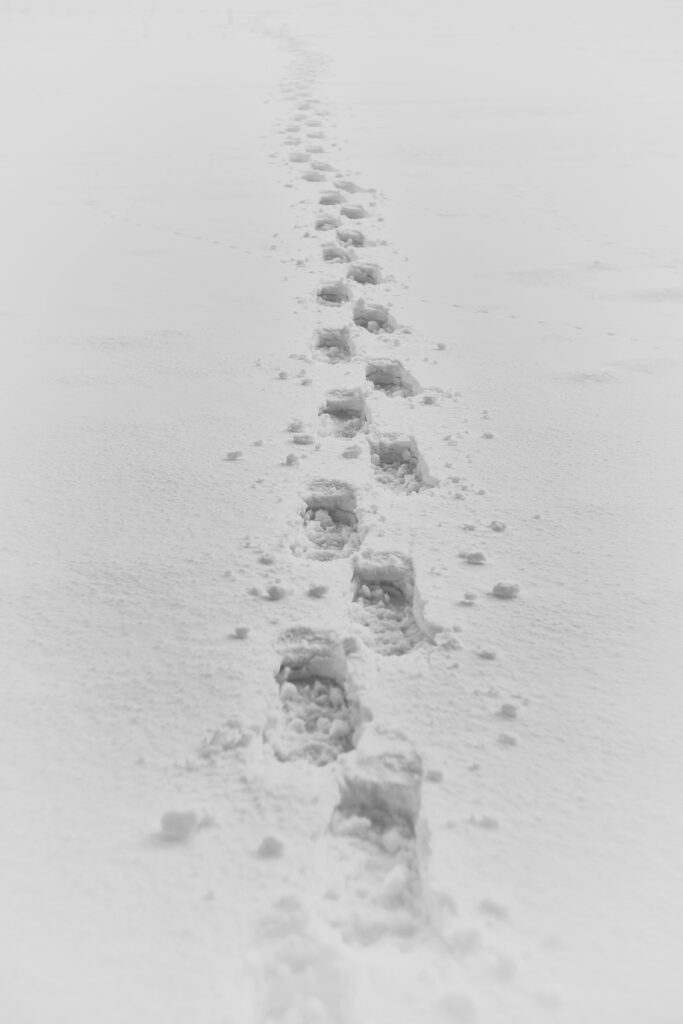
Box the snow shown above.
[2,1,683,1023]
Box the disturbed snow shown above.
[2,2,683,1024]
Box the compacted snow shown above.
[2,2,683,1023]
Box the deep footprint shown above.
[353,299,396,333]
[318,387,367,438]
[328,729,424,941]
[370,432,429,493]
[351,550,425,655]
[297,479,360,559]
[347,262,382,286]
[317,279,350,306]
[366,359,420,397]
[337,227,366,247]
[314,326,353,362]
[268,628,360,767]
[322,243,352,263]
[315,213,341,231]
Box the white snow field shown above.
[2,1,683,1023]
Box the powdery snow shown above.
[2,2,683,1024]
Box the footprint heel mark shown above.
[370,432,434,493]
[366,358,421,397]
[329,728,424,941]
[347,262,382,286]
[351,550,425,655]
[337,227,366,247]
[317,279,350,306]
[322,243,352,263]
[353,299,396,333]
[318,387,367,438]
[314,325,353,363]
[297,479,361,559]
[267,628,360,766]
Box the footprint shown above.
[337,227,366,247]
[347,262,382,285]
[353,299,396,333]
[306,145,326,154]
[318,387,367,437]
[322,243,352,263]
[302,170,327,182]
[334,179,364,194]
[314,325,353,362]
[267,628,360,766]
[312,160,335,172]
[297,479,360,560]
[290,152,311,163]
[319,190,345,206]
[341,204,368,220]
[351,550,425,655]
[328,728,424,941]
[370,432,431,493]
[317,279,350,306]
[366,358,420,396]
[315,213,341,231]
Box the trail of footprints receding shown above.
[259,53,440,945]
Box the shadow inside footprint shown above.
[351,552,425,655]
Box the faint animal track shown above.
[366,359,421,396]
[337,226,366,247]
[314,325,353,362]
[370,432,432,493]
[267,629,360,766]
[347,262,382,285]
[317,280,350,306]
[318,387,367,437]
[296,479,360,560]
[351,550,426,655]
[353,299,396,333]
[322,243,352,263]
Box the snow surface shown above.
[2,2,683,1023]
